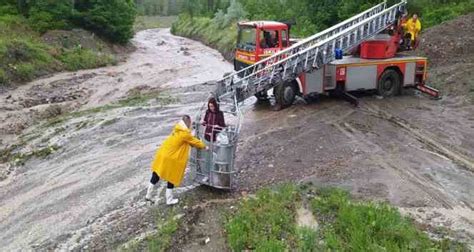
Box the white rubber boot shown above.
[145,183,156,203]
[165,188,179,205]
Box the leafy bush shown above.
[223,0,247,26]
[2,0,137,44]
[28,10,69,33]
[26,1,73,33]
[74,0,137,44]
[212,0,247,28]
[15,63,35,81]
[0,4,18,15]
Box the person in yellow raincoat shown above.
[146,115,207,205]
[403,14,422,49]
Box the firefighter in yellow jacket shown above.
[146,115,207,205]
[403,14,422,49]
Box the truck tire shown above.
[377,69,401,97]
[274,81,297,108]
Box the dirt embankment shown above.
[415,13,474,99]
[42,29,134,59]
[417,13,474,67]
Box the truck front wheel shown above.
[377,69,401,97]
[274,81,297,108]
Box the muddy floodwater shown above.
[0,29,232,250]
[0,28,473,250]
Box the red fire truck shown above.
[233,17,439,107]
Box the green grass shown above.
[118,90,178,107]
[313,188,467,251]
[7,144,60,166]
[409,1,474,28]
[0,144,22,163]
[0,35,56,83]
[121,211,179,252]
[313,188,423,251]
[296,226,318,251]
[226,184,300,251]
[146,215,178,251]
[15,63,35,81]
[225,185,467,251]
[134,16,177,32]
[59,47,116,71]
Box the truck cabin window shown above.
[260,30,279,49]
[237,27,257,52]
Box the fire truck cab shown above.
[235,21,290,72]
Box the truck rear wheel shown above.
[274,81,297,108]
[377,69,401,97]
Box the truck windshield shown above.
[237,26,256,52]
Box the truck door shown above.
[281,29,289,48]
[257,29,282,60]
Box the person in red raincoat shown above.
[202,98,226,142]
[198,98,226,180]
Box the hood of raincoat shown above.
[176,120,189,131]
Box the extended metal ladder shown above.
[215,0,407,108]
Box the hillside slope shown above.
[415,13,474,101]
[0,2,135,87]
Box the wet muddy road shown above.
[1,28,473,250]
